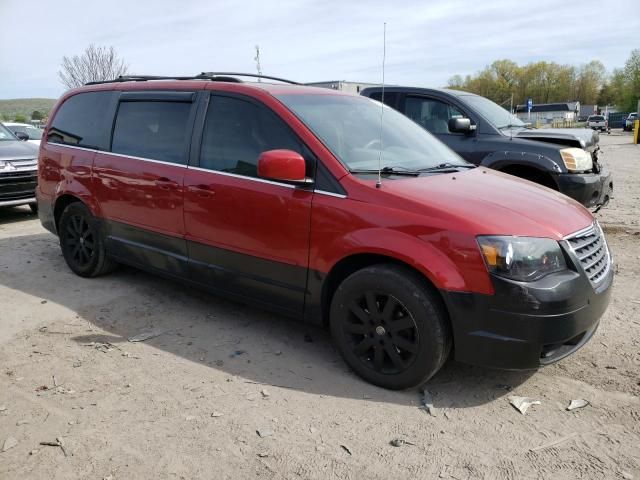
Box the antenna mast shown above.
[254,45,262,82]
[376,22,387,189]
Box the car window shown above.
[199,95,304,178]
[111,101,192,164]
[367,91,399,109]
[48,91,113,149]
[0,123,17,141]
[405,96,465,134]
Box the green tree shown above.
[622,49,640,111]
[13,114,27,123]
[31,110,43,121]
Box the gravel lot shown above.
[0,133,638,479]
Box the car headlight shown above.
[560,148,592,172]
[477,236,567,282]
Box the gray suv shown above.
[0,123,39,212]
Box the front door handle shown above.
[155,177,179,190]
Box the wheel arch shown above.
[497,163,559,190]
[53,194,84,231]
[319,253,449,328]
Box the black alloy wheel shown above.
[59,202,116,277]
[65,213,95,268]
[330,264,451,390]
[345,292,419,375]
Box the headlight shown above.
[560,148,592,172]
[477,236,567,282]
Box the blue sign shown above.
[527,98,533,112]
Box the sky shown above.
[0,0,638,99]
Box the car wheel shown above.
[59,202,116,277]
[29,203,38,214]
[330,264,452,390]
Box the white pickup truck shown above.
[587,115,610,133]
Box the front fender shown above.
[325,227,493,295]
[481,150,563,174]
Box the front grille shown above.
[0,158,37,173]
[565,223,611,286]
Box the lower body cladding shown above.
[442,267,613,370]
[556,168,613,209]
[0,171,37,207]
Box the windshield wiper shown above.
[350,166,421,176]
[419,163,476,172]
[497,124,526,130]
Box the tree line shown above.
[447,49,640,112]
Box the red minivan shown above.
[37,74,613,389]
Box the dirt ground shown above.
[0,133,638,480]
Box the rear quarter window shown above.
[48,91,114,149]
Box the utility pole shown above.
[254,45,262,81]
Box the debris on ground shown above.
[257,452,269,458]
[420,387,437,416]
[210,411,224,418]
[2,436,18,452]
[530,432,578,452]
[229,350,246,358]
[39,437,68,456]
[16,420,29,426]
[566,399,589,411]
[35,385,49,392]
[508,396,541,415]
[127,330,167,342]
[0,405,6,412]
[340,444,352,455]
[260,389,270,398]
[256,428,274,438]
[621,471,634,480]
[390,438,416,447]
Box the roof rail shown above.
[198,72,300,85]
[85,72,299,86]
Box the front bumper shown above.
[556,168,613,209]
[441,246,613,370]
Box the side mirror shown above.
[448,118,473,134]
[257,149,311,184]
[14,131,29,141]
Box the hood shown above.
[514,127,598,151]
[379,168,593,239]
[0,139,39,160]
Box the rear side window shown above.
[199,95,304,178]
[111,101,192,164]
[48,91,113,149]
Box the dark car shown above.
[0,122,39,212]
[37,74,612,389]
[361,87,613,210]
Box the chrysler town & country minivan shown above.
[37,73,613,389]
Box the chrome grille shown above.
[565,223,610,286]
[0,158,38,174]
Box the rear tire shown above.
[329,264,451,390]
[59,202,116,277]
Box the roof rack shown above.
[198,72,300,85]
[85,72,299,86]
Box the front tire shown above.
[330,264,451,390]
[59,202,116,277]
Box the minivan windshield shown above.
[0,123,17,142]
[274,94,469,172]
[461,94,526,129]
